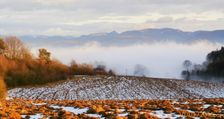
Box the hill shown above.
[19,28,224,47]
[8,75,224,100]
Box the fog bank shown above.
[31,40,222,79]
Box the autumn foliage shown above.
[0,36,115,88]
[69,61,115,76]
[0,77,6,99]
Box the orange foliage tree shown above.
[0,36,115,88]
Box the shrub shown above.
[0,77,7,99]
[0,36,115,88]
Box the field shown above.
[8,76,224,100]
[4,76,224,118]
[1,98,224,119]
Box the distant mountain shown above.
[19,28,224,47]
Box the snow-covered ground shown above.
[8,76,224,100]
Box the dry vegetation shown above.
[1,36,224,119]
[0,36,115,88]
[0,98,224,119]
[0,77,6,99]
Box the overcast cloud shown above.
[0,0,224,36]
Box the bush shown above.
[0,36,115,88]
[4,59,69,87]
[0,77,7,99]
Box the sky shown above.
[0,0,224,36]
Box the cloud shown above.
[0,0,224,36]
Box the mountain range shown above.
[19,28,224,47]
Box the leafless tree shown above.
[38,48,51,64]
[4,36,31,60]
[133,64,148,77]
[183,60,192,71]
[0,38,6,55]
[182,60,192,80]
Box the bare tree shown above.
[133,64,148,77]
[4,36,31,60]
[94,64,107,75]
[0,38,6,55]
[38,48,51,64]
[108,69,116,76]
[183,60,192,71]
[182,60,192,80]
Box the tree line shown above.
[0,36,115,88]
[182,46,224,80]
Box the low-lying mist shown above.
[31,40,222,79]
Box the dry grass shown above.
[0,77,6,99]
[1,98,224,119]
